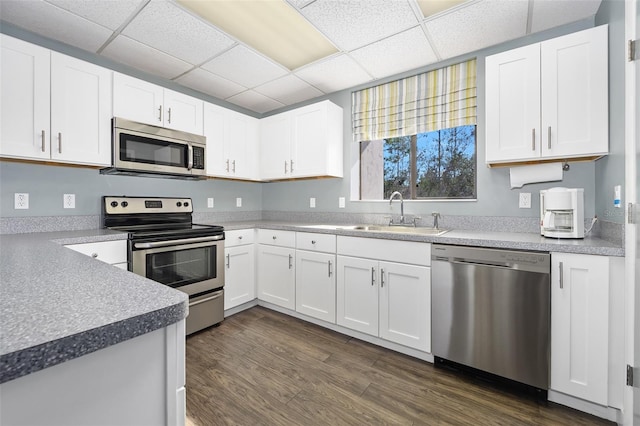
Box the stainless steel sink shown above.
[300,224,448,236]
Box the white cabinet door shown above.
[290,100,343,178]
[485,44,541,163]
[224,245,255,310]
[541,25,608,158]
[204,102,226,176]
[65,240,127,265]
[163,89,203,135]
[257,245,295,309]
[0,35,50,160]
[112,73,163,127]
[50,52,112,166]
[379,262,430,352]
[295,250,336,323]
[336,255,378,336]
[225,110,259,180]
[259,113,291,180]
[551,253,609,405]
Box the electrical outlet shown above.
[309,197,316,208]
[63,194,75,209]
[519,192,531,209]
[236,197,242,207]
[207,197,214,208]
[14,193,29,209]
[339,197,346,208]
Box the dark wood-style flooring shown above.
[185,306,613,426]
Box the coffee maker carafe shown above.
[540,187,584,238]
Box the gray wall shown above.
[595,0,626,224]
[1,4,624,223]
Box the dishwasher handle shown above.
[446,257,516,269]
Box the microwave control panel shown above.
[193,146,205,170]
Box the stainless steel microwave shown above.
[102,117,206,179]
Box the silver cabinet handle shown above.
[284,160,288,174]
[328,260,332,277]
[167,107,172,124]
[232,160,236,173]
[290,160,294,173]
[158,106,162,122]
[381,268,385,287]
[41,130,46,152]
[91,253,98,258]
[559,261,564,289]
[226,159,230,172]
[548,126,552,149]
[58,132,62,154]
[371,267,375,286]
[288,254,293,269]
[531,128,536,151]
[226,253,230,268]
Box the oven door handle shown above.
[134,235,224,249]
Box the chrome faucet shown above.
[432,212,441,230]
[389,191,405,225]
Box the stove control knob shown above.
[121,201,128,208]
[110,201,118,208]
[184,202,189,207]
[176,202,182,207]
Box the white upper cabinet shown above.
[0,35,112,166]
[485,25,608,165]
[204,102,259,181]
[113,73,203,135]
[50,53,112,166]
[1,35,51,160]
[259,100,343,181]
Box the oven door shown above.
[131,236,224,296]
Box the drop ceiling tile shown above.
[226,90,285,114]
[349,26,438,79]
[254,74,324,105]
[295,54,373,93]
[122,1,234,65]
[101,35,192,80]
[175,68,246,100]
[201,45,288,89]
[299,0,419,51]
[45,0,143,31]
[0,0,113,52]
[531,0,602,33]
[426,0,529,59]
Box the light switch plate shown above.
[310,197,316,208]
[207,197,214,208]
[64,194,75,209]
[14,193,29,209]
[236,197,242,207]
[339,197,346,208]
[519,192,531,209]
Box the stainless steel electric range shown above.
[103,196,225,335]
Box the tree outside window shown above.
[360,125,476,200]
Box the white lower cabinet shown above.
[336,237,431,352]
[224,230,255,310]
[550,252,609,405]
[256,230,296,310]
[65,240,127,269]
[296,250,336,323]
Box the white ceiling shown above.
[0,0,602,114]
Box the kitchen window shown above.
[352,59,477,201]
[360,125,476,200]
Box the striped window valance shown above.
[352,58,477,142]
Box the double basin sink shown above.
[300,224,449,236]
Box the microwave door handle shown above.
[187,144,193,170]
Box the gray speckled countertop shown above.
[214,221,624,257]
[0,229,188,384]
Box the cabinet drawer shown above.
[65,240,127,265]
[225,229,255,247]
[296,232,336,253]
[256,229,296,248]
[337,236,430,266]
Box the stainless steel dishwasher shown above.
[431,244,550,390]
